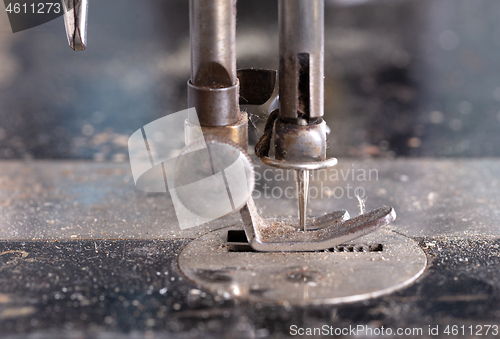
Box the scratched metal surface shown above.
[0,159,499,241]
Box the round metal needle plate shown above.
[178,227,426,305]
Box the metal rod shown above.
[296,169,310,231]
[278,0,324,120]
[188,0,239,126]
[190,0,237,88]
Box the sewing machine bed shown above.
[0,159,498,338]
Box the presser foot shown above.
[240,197,396,252]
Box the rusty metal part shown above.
[237,69,277,105]
[240,197,396,252]
[279,0,324,120]
[62,0,88,51]
[187,79,240,127]
[274,118,327,162]
[185,111,248,149]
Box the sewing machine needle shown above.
[296,169,310,231]
[62,0,88,51]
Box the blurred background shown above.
[1,0,500,161]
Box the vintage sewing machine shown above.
[65,0,397,248]
[1,0,499,337]
[59,0,427,307]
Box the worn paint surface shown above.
[0,238,499,338]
